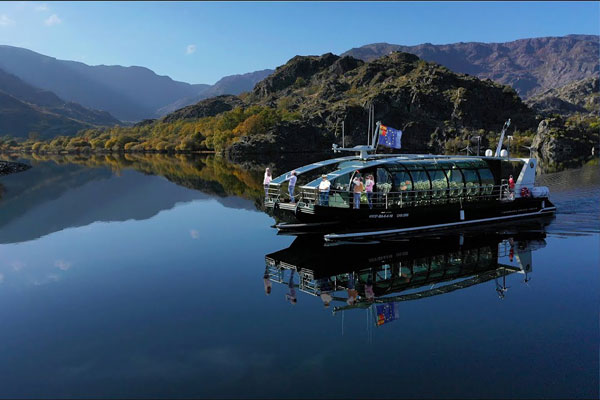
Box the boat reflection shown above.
[265,228,547,325]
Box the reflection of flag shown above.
[375,302,400,326]
[379,124,402,149]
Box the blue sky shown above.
[0,1,598,84]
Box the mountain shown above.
[0,68,120,138]
[156,69,273,116]
[227,52,537,156]
[526,76,599,116]
[342,35,599,99]
[96,51,535,156]
[0,45,208,122]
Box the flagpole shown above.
[374,121,381,153]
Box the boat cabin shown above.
[266,154,537,210]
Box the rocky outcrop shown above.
[253,53,341,97]
[526,76,599,116]
[236,51,538,154]
[532,117,598,165]
[161,95,244,123]
[343,35,600,99]
[0,160,31,176]
[228,121,333,160]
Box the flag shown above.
[375,302,400,326]
[379,124,402,149]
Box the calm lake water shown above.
[0,154,598,399]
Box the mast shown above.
[495,119,511,157]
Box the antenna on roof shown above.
[495,119,511,157]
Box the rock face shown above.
[526,76,599,116]
[0,160,31,176]
[532,117,598,165]
[228,121,331,161]
[161,95,244,123]
[230,51,537,156]
[342,35,600,99]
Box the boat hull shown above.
[270,197,556,239]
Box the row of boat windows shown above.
[334,162,496,192]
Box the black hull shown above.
[270,197,556,239]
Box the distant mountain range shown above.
[0,68,120,138]
[343,34,599,99]
[156,69,273,115]
[0,45,273,122]
[0,34,596,140]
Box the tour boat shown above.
[264,119,556,241]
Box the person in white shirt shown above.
[263,167,272,198]
[318,175,331,206]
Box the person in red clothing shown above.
[508,175,515,199]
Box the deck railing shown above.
[266,182,520,209]
[299,183,516,209]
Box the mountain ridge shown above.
[342,34,599,99]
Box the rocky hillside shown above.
[0,68,120,138]
[227,51,538,156]
[526,76,599,116]
[343,35,599,99]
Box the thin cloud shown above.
[54,259,72,271]
[44,14,61,26]
[11,260,25,271]
[186,44,197,55]
[0,14,15,27]
[34,4,49,12]
[189,229,199,239]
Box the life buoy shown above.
[520,187,530,198]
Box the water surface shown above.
[0,155,597,399]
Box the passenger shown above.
[346,272,358,305]
[365,274,375,302]
[365,174,375,209]
[320,291,333,308]
[285,270,297,305]
[288,170,297,203]
[317,277,333,307]
[318,175,331,206]
[263,167,272,198]
[508,175,515,200]
[263,270,272,295]
[352,177,364,209]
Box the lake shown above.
[0,154,598,399]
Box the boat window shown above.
[461,168,481,196]
[426,169,447,188]
[404,165,431,191]
[461,168,480,185]
[440,165,463,199]
[376,168,393,194]
[331,173,351,191]
[477,167,495,195]
[478,168,494,185]
[391,168,413,192]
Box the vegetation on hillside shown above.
[2,105,300,154]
